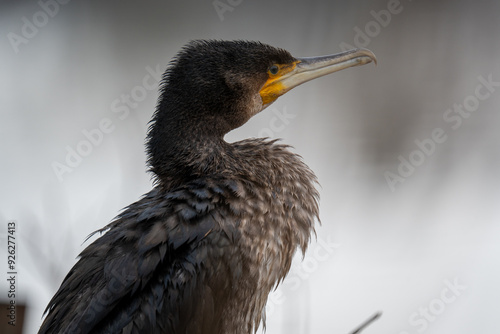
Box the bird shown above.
[39,40,376,334]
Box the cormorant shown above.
[39,40,376,334]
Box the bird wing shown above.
[39,178,242,334]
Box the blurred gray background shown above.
[1,0,499,333]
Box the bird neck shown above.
[147,112,233,190]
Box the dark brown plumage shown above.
[39,40,375,334]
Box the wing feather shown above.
[39,178,238,334]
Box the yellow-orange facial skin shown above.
[259,61,301,105]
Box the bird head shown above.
[155,40,376,136]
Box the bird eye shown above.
[269,65,279,75]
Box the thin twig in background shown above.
[349,312,382,334]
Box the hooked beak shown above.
[259,48,377,108]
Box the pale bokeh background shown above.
[1,0,499,333]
